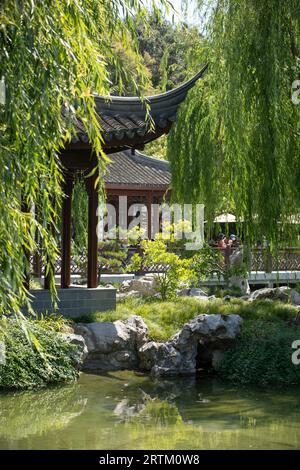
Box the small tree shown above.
[191,244,225,283]
[98,240,127,281]
[128,238,196,300]
[98,226,145,283]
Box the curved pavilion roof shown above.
[70,64,208,154]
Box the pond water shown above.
[0,371,300,450]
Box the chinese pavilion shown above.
[54,65,208,290]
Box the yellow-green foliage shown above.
[128,238,196,300]
[0,0,166,316]
[168,0,300,244]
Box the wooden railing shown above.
[30,246,300,277]
[250,247,300,272]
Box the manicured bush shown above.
[0,316,80,389]
[216,320,300,385]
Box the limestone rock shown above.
[117,291,140,300]
[59,333,88,367]
[178,287,209,299]
[119,276,157,296]
[290,289,300,306]
[74,312,242,376]
[189,288,209,300]
[139,341,182,375]
[229,276,250,295]
[74,315,149,371]
[229,249,243,267]
[249,286,290,302]
[138,313,243,377]
[178,287,191,296]
[119,280,132,292]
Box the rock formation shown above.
[74,313,242,376]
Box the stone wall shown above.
[26,287,116,317]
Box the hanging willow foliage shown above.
[0,0,168,315]
[168,0,300,246]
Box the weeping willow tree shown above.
[168,0,300,246]
[0,0,169,316]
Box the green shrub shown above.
[128,239,196,300]
[217,320,300,385]
[0,317,80,389]
[214,285,244,298]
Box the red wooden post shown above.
[86,170,99,288]
[44,196,57,290]
[146,191,153,240]
[33,252,42,278]
[44,227,54,290]
[61,173,73,288]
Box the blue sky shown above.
[148,0,201,26]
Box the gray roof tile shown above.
[71,65,208,148]
[104,150,170,188]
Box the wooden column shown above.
[86,170,99,288]
[44,199,56,290]
[33,252,42,278]
[32,204,42,278]
[146,191,153,240]
[61,173,73,288]
[44,263,51,289]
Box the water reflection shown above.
[0,384,86,441]
[0,372,300,449]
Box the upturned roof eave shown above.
[94,64,208,112]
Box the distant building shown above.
[104,149,171,238]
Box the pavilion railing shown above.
[30,246,300,278]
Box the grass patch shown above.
[0,316,80,390]
[73,297,299,341]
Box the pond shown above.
[0,371,300,450]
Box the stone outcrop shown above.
[139,314,243,377]
[60,333,88,368]
[228,276,250,295]
[119,276,157,297]
[74,315,148,371]
[74,313,242,376]
[290,289,300,306]
[249,286,290,302]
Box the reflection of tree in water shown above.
[0,384,86,440]
[114,377,300,450]
[1,372,300,449]
[114,393,182,427]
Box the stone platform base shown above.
[27,287,116,318]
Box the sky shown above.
[149,0,202,27]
